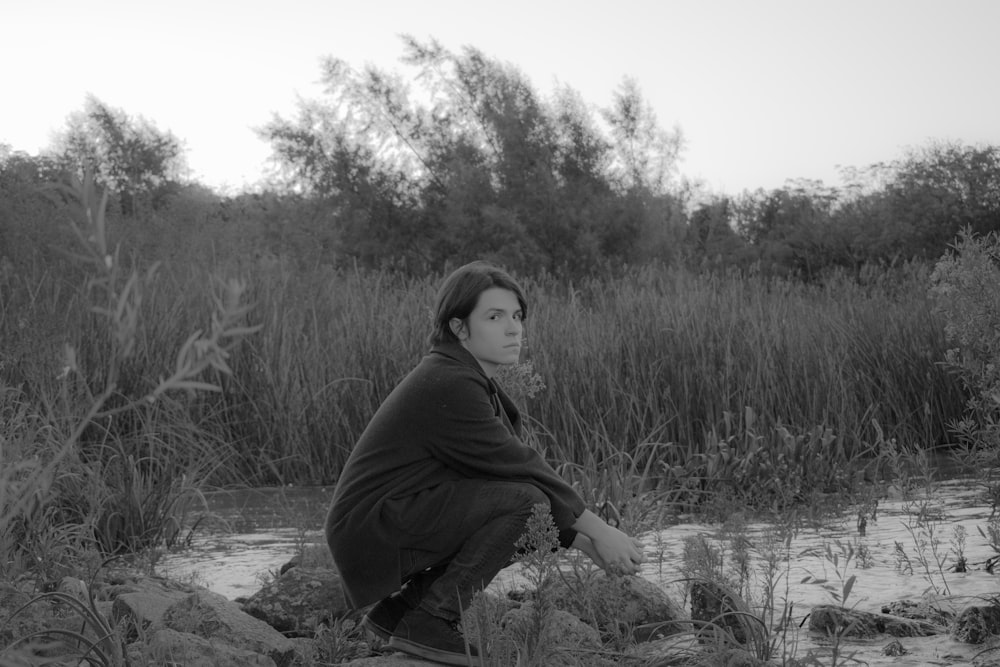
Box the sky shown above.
[3,0,999,195]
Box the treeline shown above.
[3,37,1000,281]
[705,144,1000,279]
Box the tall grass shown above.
[529,266,957,456]
[1,172,258,583]
[2,173,967,504]
[5,249,965,499]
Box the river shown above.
[159,478,1000,666]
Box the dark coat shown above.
[325,342,586,609]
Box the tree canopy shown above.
[6,41,1000,282]
[260,36,687,276]
[48,94,186,215]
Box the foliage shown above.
[259,35,686,276]
[685,196,746,271]
[48,95,186,215]
[1,577,128,667]
[0,170,258,586]
[602,78,683,196]
[929,228,1000,508]
[930,229,1000,419]
[731,181,839,278]
[7,237,966,500]
[509,505,563,665]
[528,266,962,513]
[882,142,1000,258]
[694,142,1000,279]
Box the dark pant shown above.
[387,479,549,622]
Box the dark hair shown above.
[430,261,528,346]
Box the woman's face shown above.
[452,287,523,377]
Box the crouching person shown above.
[325,261,645,666]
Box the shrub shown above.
[929,228,1000,497]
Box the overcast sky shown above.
[3,0,999,194]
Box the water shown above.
[159,479,1000,666]
[157,485,334,599]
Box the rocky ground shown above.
[2,563,1000,666]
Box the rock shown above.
[952,604,1000,644]
[881,598,953,627]
[809,606,879,639]
[625,633,692,665]
[882,614,943,638]
[240,566,348,636]
[501,601,602,665]
[0,582,38,636]
[690,580,762,648]
[339,654,453,666]
[974,651,1000,667]
[461,590,519,647]
[162,589,300,667]
[543,572,684,641]
[624,636,770,667]
[111,575,200,640]
[7,572,327,666]
[808,605,942,639]
[693,647,772,666]
[882,639,906,656]
[136,627,277,666]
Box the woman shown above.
[325,261,645,666]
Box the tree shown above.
[602,78,684,196]
[824,142,1000,266]
[883,142,1000,257]
[686,196,745,269]
[0,149,70,267]
[733,185,837,278]
[49,95,186,215]
[259,36,689,276]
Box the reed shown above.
[1,172,259,584]
[6,248,965,503]
[527,266,958,455]
[1,173,968,509]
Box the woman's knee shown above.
[507,482,549,514]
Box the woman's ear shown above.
[449,317,466,340]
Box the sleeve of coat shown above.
[420,369,586,531]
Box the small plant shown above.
[680,534,726,587]
[508,503,563,666]
[978,515,1000,573]
[719,512,752,598]
[466,590,518,667]
[494,360,546,403]
[952,525,968,573]
[754,524,798,660]
[853,539,874,570]
[897,500,952,595]
[677,528,784,664]
[311,617,371,665]
[554,435,675,536]
[894,540,914,575]
[800,540,862,667]
[0,576,127,667]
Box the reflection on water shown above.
[160,479,1000,666]
[158,485,334,599]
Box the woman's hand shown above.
[591,526,645,576]
[571,509,645,576]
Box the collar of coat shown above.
[429,341,490,379]
[429,341,516,426]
